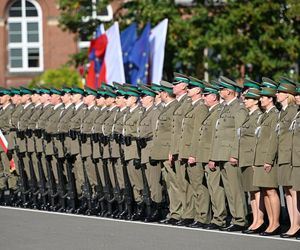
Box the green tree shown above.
[29,66,82,88]
[58,0,299,81]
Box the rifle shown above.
[77,133,94,215]
[42,135,58,211]
[118,134,133,219]
[136,138,152,219]
[13,136,30,207]
[91,133,105,214]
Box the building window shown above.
[7,0,43,73]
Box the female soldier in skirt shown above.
[285,83,300,239]
[275,78,298,238]
[253,80,281,236]
[239,88,265,234]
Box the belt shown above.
[10,128,17,132]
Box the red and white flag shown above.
[0,130,15,171]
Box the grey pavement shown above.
[0,206,299,250]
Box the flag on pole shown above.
[101,22,125,84]
[0,130,15,172]
[150,19,168,84]
[127,22,151,86]
[120,22,138,83]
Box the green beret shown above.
[243,88,260,100]
[50,88,62,95]
[260,87,276,97]
[71,87,85,95]
[173,72,189,84]
[243,78,261,89]
[261,77,278,89]
[20,87,33,95]
[188,76,205,89]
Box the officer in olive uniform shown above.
[190,84,224,229]
[137,84,162,222]
[0,89,15,203]
[150,81,178,225]
[178,77,209,227]
[210,76,248,231]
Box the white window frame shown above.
[7,0,44,73]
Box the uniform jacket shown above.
[179,100,208,159]
[0,103,14,152]
[191,103,222,163]
[151,100,178,160]
[277,104,298,165]
[238,108,263,167]
[7,104,23,150]
[254,106,279,166]
[291,109,300,166]
[210,98,248,161]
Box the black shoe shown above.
[144,209,162,223]
[187,221,207,228]
[296,236,300,240]
[175,219,194,227]
[242,223,267,234]
[159,218,179,225]
[204,223,224,230]
[280,228,300,238]
[219,224,246,232]
[259,226,281,236]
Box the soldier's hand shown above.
[229,157,238,166]
[208,161,216,171]
[188,157,196,164]
[264,163,272,173]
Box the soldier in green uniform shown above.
[238,88,265,234]
[290,84,300,239]
[190,84,224,229]
[137,84,161,222]
[167,73,192,226]
[0,89,15,204]
[253,81,281,236]
[210,76,248,231]
[151,81,178,224]
[179,77,210,228]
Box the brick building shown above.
[0,0,78,87]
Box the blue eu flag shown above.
[127,22,151,86]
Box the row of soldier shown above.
[0,73,300,239]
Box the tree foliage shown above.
[58,0,300,81]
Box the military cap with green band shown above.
[61,87,72,94]
[160,80,174,94]
[0,89,11,96]
[50,88,62,95]
[123,86,140,97]
[84,87,97,96]
[259,87,277,97]
[150,84,162,92]
[173,72,189,84]
[40,88,51,95]
[188,76,205,89]
[10,88,20,95]
[72,87,85,95]
[243,78,261,89]
[20,87,33,95]
[138,84,157,97]
[104,88,117,98]
[32,88,41,94]
[261,77,278,89]
[277,77,296,95]
[243,88,260,100]
[295,83,300,95]
[218,76,241,92]
[203,85,219,95]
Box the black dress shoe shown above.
[280,228,300,238]
[204,223,224,230]
[242,223,267,234]
[259,226,281,236]
[296,235,300,240]
[159,218,179,225]
[187,221,206,228]
[219,224,246,232]
[175,219,194,227]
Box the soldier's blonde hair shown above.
[287,94,296,104]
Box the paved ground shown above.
[0,206,299,250]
